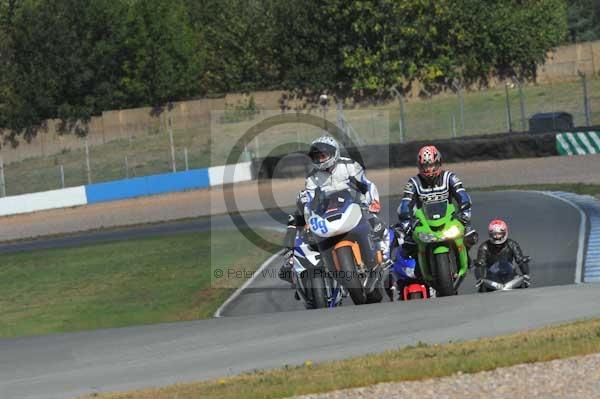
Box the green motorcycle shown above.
[412,201,469,296]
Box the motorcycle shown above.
[287,229,344,309]
[387,228,433,301]
[412,200,469,296]
[477,258,530,292]
[305,187,387,305]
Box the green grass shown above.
[473,182,600,197]
[4,126,213,194]
[3,77,600,196]
[83,318,600,399]
[0,229,280,338]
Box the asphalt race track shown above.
[1,191,597,399]
[220,191,581,315]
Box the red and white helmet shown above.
[488,219,508,245]
[417,145,442,179]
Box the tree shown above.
[0,0,130,138]
[187,0,278,94]
[121,0,204,107]
[269,1,348,95]
[334,0,567,93]
[566,0,600,42]
[0,0,571,141]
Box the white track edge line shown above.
[535,191,587,284]
[214,249,284,318]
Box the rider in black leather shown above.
[397,145,478,248]
[474,219,531,289]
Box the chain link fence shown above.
[0,76,598,197]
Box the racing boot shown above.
[369,215,392,266]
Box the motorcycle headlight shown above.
[418,232,438,243]
[443,225,461,239]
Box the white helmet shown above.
[308,136,340,170]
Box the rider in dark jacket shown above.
[397,145,478,248]
[475,219,531,289]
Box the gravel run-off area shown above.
[1,155,600,241]
[294,352,600,399]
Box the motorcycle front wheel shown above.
[365,268,384,304]
[304,272,328,309]
[433,252,456,297]
[335,246,367,305]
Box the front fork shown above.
[418,242,469,283]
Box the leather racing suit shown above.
[397,170,477,248]
[474,238,530,279]
[304,157,389,269]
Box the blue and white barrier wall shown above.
[0,161,253,217]
[0,186,88,217]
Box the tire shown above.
[408,292,423,300]
[335,246,367,305]
[307,273,328,309]
[366,269,384,304]
[433,252,456,297]
[366,286,383,303]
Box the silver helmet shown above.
[308,136,340,171]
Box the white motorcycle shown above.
[287,229,344,309]
[304,187,387,305]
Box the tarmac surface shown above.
[1,190,594,399]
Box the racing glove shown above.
[458,208,471,224]
[396,220,412,235]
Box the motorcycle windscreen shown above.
[422,201,448,221]
[488,261,513,275]
[310,189,359,216]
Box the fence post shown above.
[512,77,526,131]
[254,135,261,159]
[184,147,189,171]
[59,165,65,188]
[578,70,591,127]
[451,79,465,136]
[389,85,406,143]
[125,156,129,179]
[451,114,457,138]
[459,88,465,136]
[84,137,92,184]
[168,115,176,173]
[504,82,513,132]
[0,156,6,197]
